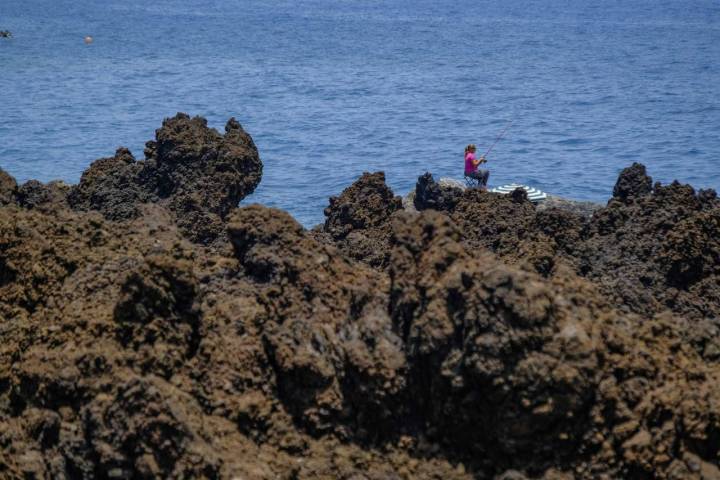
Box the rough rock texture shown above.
[612,162,653,202]
[535,195,602,219]
[0,169,17,206]
[414,172,464,212]
[323,171,402,237]
[16,180,71,211]
[68,114,262,244]
[401,167,720,320]
[580,177,720,320]
[317,171,403,268]
[388,211,600,472]
[0,204,468,479]
[3,118,720,480]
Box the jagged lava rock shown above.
[612,162,653,202]
[414,172,464,211]
[16,180,71,211]
[319,171,403,268]
[69,114,262,243]
[228,205,406,436]
[388,210,599,471]
[581,172,720,319]
[0,168,18,206]
[323,171,402,237]
[4,116,720,480]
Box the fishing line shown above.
[483,120,513,159]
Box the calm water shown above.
[1,0,719,226]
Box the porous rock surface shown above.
[68,113,262,244]
[413,172,464,212]
[2,119,720,479]
[315,171,403,268]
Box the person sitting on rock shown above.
[464,144,489,188]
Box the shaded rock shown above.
[510,186,530,203]
[414,172,463,211]
[581,178,720,319]
[3,121,720,480]
[0,168,18,206]
[81,375,221,478]
[68,147,145,221]
[613,162,653,202]
[16,180,71,211]
[536,195,602,219]
[69,114,262,244]
[320,172,403,268]
[389,211,598,470]
[228,205,406,436]
[450,187,537,258]
[324,172,402,238]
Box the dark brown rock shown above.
[413,172,463,212]
[3,125,720,480]
[319,172,403,268]
[612,162,653,202]
[0,168,17,206]
[68,147,145,220]
[228,205,406,437]
[16,180,71,211]
[323,171,402,238]
[388,211,598,471]
[68,114,262,244]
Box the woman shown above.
[464,144,489,187]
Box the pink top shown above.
[465,152,477,174]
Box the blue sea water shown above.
[1,0,719,227]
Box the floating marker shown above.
[84,36,93,45]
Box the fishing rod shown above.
[482,120,513,160]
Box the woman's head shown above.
[465,144,476,154]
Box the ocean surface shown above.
[1,0,719,227]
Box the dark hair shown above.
[465,144,476,154]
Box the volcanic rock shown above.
[535,195,602,219]
[0,168,17,206]
[323,171,402,237]
[319,171,403,268]
[582,177,720,319]
[68,114,262,244]
[612,162,653,202]
[16,180,71,211]
[414,172,464,211]
[388,211,598,470]
[3,116,720,480]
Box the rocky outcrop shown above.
[68,146,146,221]
[535,195,602,218]
[68,114,262,244]
[581,175,720,319]
[2,117,720,480]
[317,171,403,268]
[323,171,402,237]
[16,180,71,211]
[388,211,598,470]
[413,172,464,211]
[0,169,17,206]
[612,162,653,203]
[228,205,407,437]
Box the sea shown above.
[1,0,719,227]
